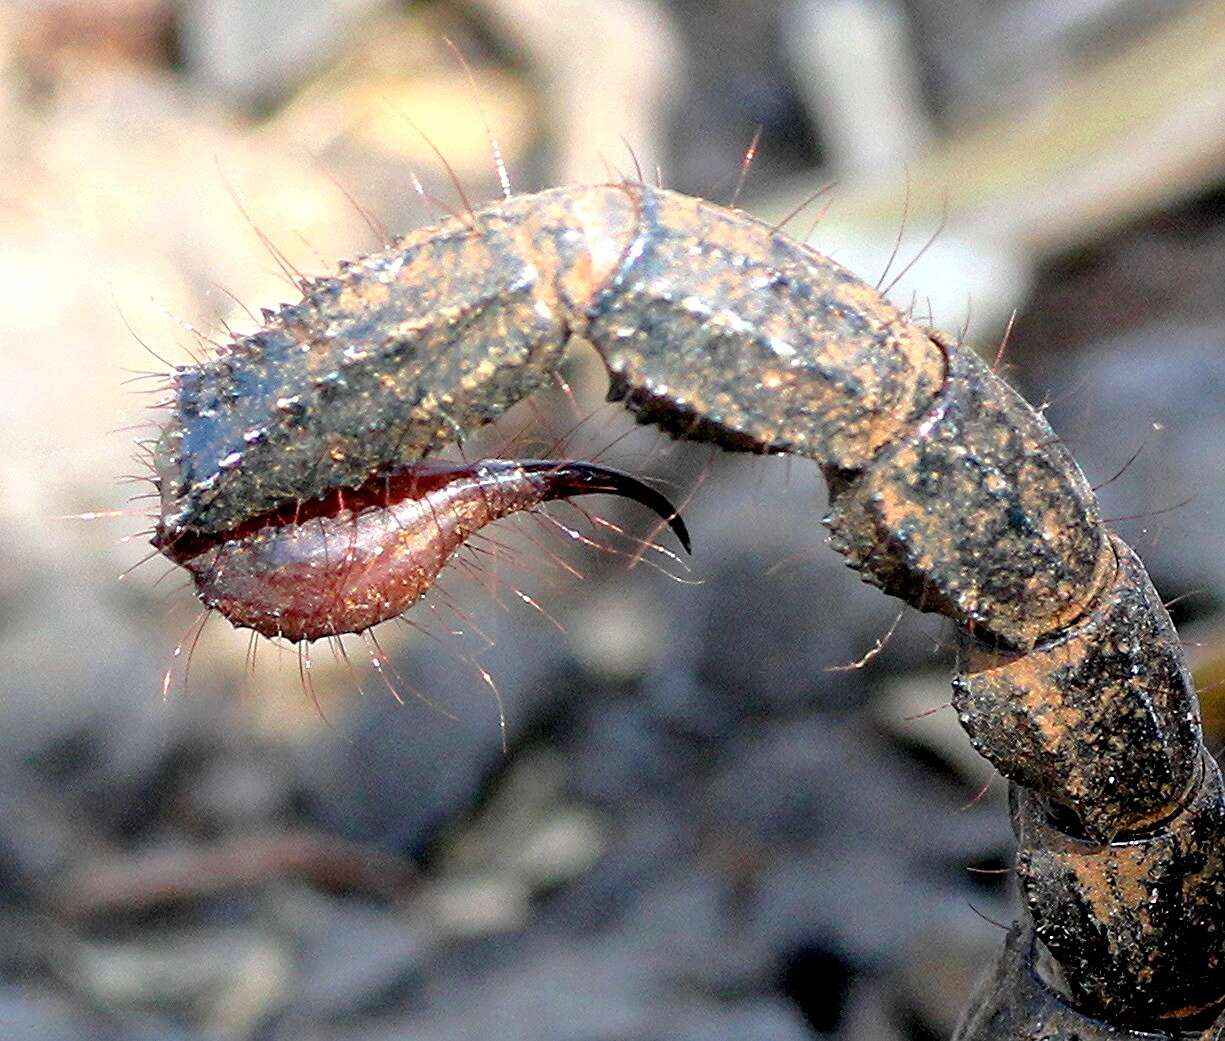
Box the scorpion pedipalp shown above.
[148,180,1225,1036]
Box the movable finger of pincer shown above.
[155,185,643,539]
[1014,751,1225,1024]
[953,535,1202,840]
[824,336,1114,649]
[156,227,558,536]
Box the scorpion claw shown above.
[517,460,692,554]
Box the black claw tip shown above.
[519,460,692,554]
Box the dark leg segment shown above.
[819,334,1225,1037]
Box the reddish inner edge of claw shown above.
[156,459,478,564]
[154,457,688,644]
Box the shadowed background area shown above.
[2,1,1225,1038]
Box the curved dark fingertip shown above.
[521,460,692,554]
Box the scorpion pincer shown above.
[150,181,1225,1037]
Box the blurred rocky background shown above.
[2,0,1224,1038]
